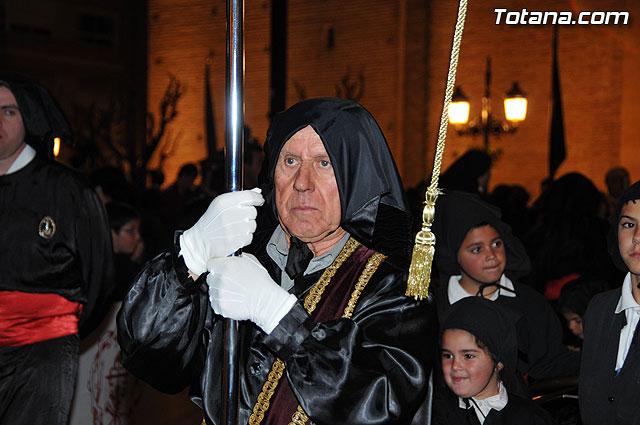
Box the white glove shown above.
[180,188,264,276]
[206,253,298,334]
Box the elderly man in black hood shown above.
[0,74,113,424]
[118,97,437,424]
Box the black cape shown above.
[0,155,114,336]
[118,97,437,425]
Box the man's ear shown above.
[496,361,504,372]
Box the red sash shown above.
[257,240,384,425]
[0,291,82,347]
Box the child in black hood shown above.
[432,190,580,397]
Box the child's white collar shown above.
[448,274,516,304]
[458,381,508,424]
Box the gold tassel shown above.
[406,188,440,300]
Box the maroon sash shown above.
[259,241,383,425]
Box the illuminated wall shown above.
[149,0,639,200]
[425,0,639,199]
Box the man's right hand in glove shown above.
[179,188,264,276]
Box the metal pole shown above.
[223,0,244,424]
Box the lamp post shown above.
[448,56,527,152]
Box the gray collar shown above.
[266,226,351,291]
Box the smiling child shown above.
[434,297,556,424]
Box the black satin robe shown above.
[117,238,437,425]
[0,155,114,336]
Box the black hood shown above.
[0,72,72,156]
[259,97,411,263]
[432,190,531,281]
[441,296,519,393]
[608,179,640,272]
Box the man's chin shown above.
[286,225,342,245]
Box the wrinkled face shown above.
[562,311,584,340]
[112,219,142,256]
[274,125,342,243]
[618,200,640,278]
[0,86,26,171]
[457,225,506,287]
[441,329,502,400]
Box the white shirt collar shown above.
[5,144,36,175]
[458,381,509,423]
[448,274,516,304]
[614,273,640,372]
[615,272,640,314]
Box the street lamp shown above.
[448,57,527,152]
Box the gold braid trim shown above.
[289,251,386,425]
[248,240,386,425]
[249,238,359,425]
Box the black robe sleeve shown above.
[117,252,209,394]
[262,261,437,425]
[117,252,437,425]
[76,183,116,337]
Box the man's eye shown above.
[319,160,331,168]
[3,109,16,117]
[284,158,296,165]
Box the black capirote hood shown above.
[442,296,519,391]
[259,97,411,262]
[432,190,531,281]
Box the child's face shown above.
[112,219,142,256]
[441,329,502,400]
[562,311,584,340]
[457,225,506,286]
[618,201,640,279]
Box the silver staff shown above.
[223,0,244,423]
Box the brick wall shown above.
[150,0,640,201]
[424,0,639,200]
[147,0,272,186]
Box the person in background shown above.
[579,179,640,424]
[107,202,144,298]
[70,201,144,425]
[523,173,617,298]
[604,166,630,218]
[0,73,113,425]
[439,148,493,195]
[556,277,610,350]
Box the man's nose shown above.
[293,163,314,192]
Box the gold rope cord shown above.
[406,0,469,300]
[248,239,386,425]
